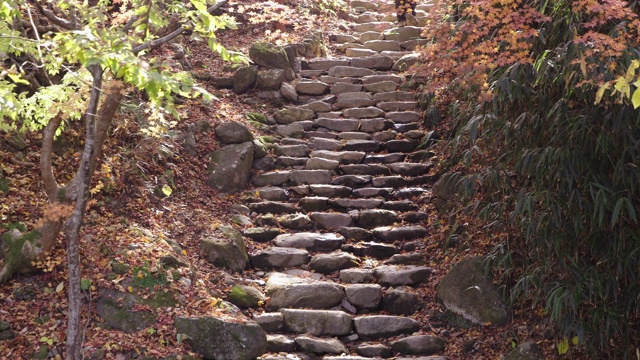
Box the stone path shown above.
[241,1,448,359]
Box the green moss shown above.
[146,291,178,309]
[3,230,42,272]
[56,188,67,202]
[111,261,130,274]
[0,178,9,194]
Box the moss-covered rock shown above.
[96,287,179,333]
[227,285,265,308]
[200,226,249,273]
[437,257,510,326]
[505,341,545,360]
[206,142,254,194]
[249,43,295,81]
[174,316,267,360]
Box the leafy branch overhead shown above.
[0,0,247,135]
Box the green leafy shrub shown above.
[420,0,640,357]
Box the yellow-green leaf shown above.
[162,184,172,197]
[595,84,608,105]
[632,87,640,109]
[572,336,579,345]
[614,77,630,98]
[558,338,569,355]
[625,60,639,82]
[56,282,64,293]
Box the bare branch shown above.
[132,0,228,54]
[31,1,73,30]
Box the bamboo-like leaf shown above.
[632,87,640,109]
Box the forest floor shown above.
[0,0,570,359]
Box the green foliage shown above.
[0,0,247,135]
[317,0,347,16]
[426,0,640,357]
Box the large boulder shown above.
[431,172,464,210]
[96,288,178,333]
[437,257,509,326]
[233,65,258,93]
[505,341,545,360]
[249,43,295,80]
[215,122,253,144]
[174,316,267,360]
[200,226,249,273]
[206,142,254,193]
[256,69,285,90]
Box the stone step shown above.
[265,272,345,310]
[251,247,310,269]
[273,232,345,252]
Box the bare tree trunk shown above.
[64,64,103,360]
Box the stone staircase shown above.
[241,1,448,359]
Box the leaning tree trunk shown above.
[0,80,125,284]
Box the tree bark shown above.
[64,64,104,360]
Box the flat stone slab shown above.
[355,343,392,358]
[328,66,376,78]
[383,201,419,211]
[388,163,432,176]
[332,82,364,94]
[274,144,311,157]
[362,74,404,84]
[371,175,409,188]
[390,335,446,356]
[308,59,351,71]
[267,334,295,352]
[266,272,344,310]
[336,92,377,108]
[290,170,333,185]
[277,156,307,168]
[339,132,372,140]
[243,227,283,243]
[294,335,348,354]
[364,80,398,93]
[384,289,423,315]
[281,309,353,336]
[313,152,368,167]
[251,247,310,269]
[254,312,284,333]
[300,101,332,113]
[340,268,375,283]
[345,140,382,152]
[386,111,422,123]
[252,171,291,187]
[357,209,399,228]
[342,241,397,259]
[310,184,353,197]
[346,284,382,309]
[296,80,330,95]
[298,196,329,212]
[331,175,372,187]
[310,251,360,274]
[330,198,384,210]
[352,22,395,32]
[346,47,379,57]
[383,26,423,42]
[315,118,360,132]
[360,118,392,133]
[310,212,353,230]
[274,108,315,124]
[248,201,299,214]
[359,31,385,43]
[354,315,420,338]
[352,187,393,198]
[343,106,385,119]
[364,40,402,52]
[373,226,428,242]
[273,233,345,252]
[374,265,433,286]
[306,157,341,170]
[351,55,394,70]
[338,227,375,242]
[257,187,290,201]
[340,164,388,176]
[378,101,418,112]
